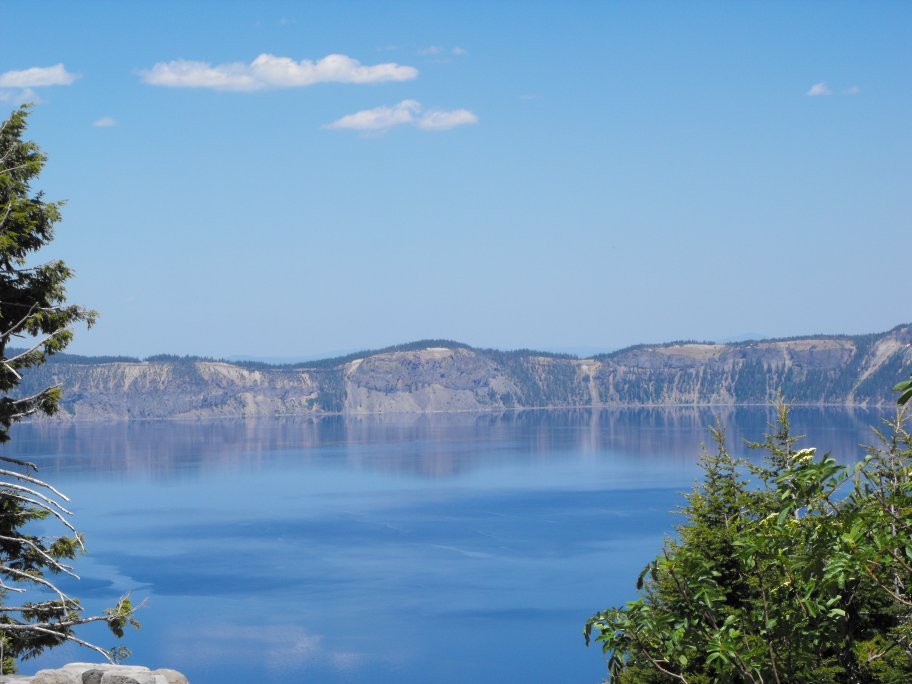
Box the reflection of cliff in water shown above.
[589,406,890,465]
[2,407,895,480]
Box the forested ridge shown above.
[13,324,912,420]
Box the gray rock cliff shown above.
[16,325,912,421]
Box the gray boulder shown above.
[100,675,164,684]
[80,670,105,684]
[31,671,79,684]
[150,672,187,684]
[9,664,184,684]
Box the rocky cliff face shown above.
[17,325,912,421]
[28,361,319,420]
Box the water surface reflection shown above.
[2,408,893,684]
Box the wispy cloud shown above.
[805,82,832,97]
[806,82,863,97]
[0,88,40,105]
[139,53,417,91]
[92,116,118,128]
[417,46,468,61]
[0,64,78,88]
[166,624,369,671]
[326,100,478,133]
[416,108,478,130]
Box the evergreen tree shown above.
[0,106,137,672]
[586,401,912,683]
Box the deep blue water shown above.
[1,407,892,683]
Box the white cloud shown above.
[92,116,118,128]
[418,45,445,56]
[806,82,832,96]
[0,63,77,88]
[451,47,467,56]
[0,64,75,103]
[327,99,421,131]
[139,53,417,91]
[416,108,478,130]
[844,85,861,95]
[327,100,478,133]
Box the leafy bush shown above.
[586,402,912,683]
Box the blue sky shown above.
[2,2,909,359]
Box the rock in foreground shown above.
[0,663,188,684]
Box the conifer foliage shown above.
[0,106,137,672]
[586,402,912,683]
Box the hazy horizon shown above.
[32,319,910,364]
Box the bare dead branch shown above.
[0,302,39,346]
[0,468,70,502]
[2,363,21,381]
[0,565,77,606]
[0,624,115,663]
[6,384,62,410]
[0,456,38,472]
[0,481,73,515]
[0,606,140,630]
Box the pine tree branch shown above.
[0,535,78,578]
[5,329,66,364]
[0,492,81,540]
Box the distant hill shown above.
[14,325,912,421]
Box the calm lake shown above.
[3,407,893,683]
